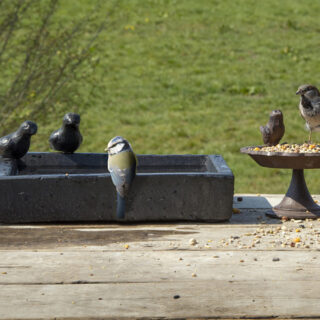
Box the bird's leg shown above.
[309,131,312,144]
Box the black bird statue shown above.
[260,110,285,146]
[0,121,38,159]
[296,84,320,142]
[49,113,83,153]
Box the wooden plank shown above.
[1,280,320,319]
[0,250,319,285]
[1,214,319,251]
[0,223,287,251]
[0,195,320,319]
[0,223,269,251]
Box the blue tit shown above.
[106,136,137,219]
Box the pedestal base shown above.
[266,169,320,219]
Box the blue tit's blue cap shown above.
[111,136,124,144]
[106,136,126,150]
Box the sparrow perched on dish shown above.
[260,110,285,146]
[106,136,137,219]
[296,84,320,142]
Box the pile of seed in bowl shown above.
[250,143,320,153]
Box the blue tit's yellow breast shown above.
[109,151,136,170]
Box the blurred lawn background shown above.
[2,0,320,193]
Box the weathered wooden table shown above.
[1,194,320,319]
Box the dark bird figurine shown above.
[106,136,137,219]
[49,113,82,153]
[260,110,285,146]
[296,84,320,142]
[0,121,37,159]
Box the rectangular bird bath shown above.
[0,153,234,223]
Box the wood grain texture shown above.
[0,251,319,285]
[1,281,320,319]
[1,195,320,319]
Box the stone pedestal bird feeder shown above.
[241,146,320,219]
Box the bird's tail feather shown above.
[117,192,126,219]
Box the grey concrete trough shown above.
[0,153,234,223]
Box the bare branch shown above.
[0,0,113,133]
[0,0,35,61]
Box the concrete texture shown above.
[0,157,18,176]
[0,153,234,223]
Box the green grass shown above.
[6,0,320,193]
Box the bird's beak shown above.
[104,147,109,152]
[296,90,301,95]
